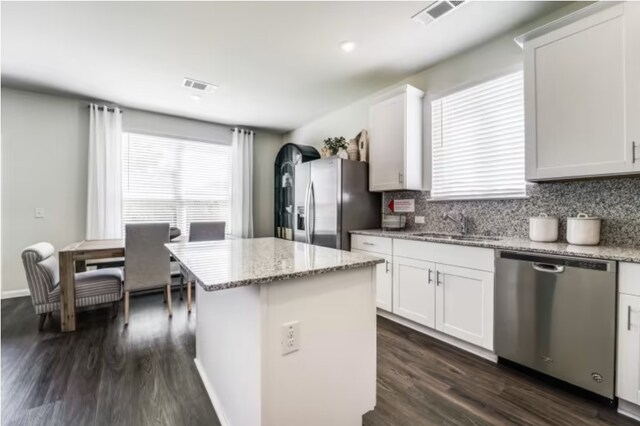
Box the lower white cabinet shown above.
[352,249,393,312]
[351,235,495,351]
[392,255,494,350]
[617,262,640,406]
[393,256,436,328]
[435,264,494,350]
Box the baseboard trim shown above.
[377,309,498,363]
[194,358,230,426]
[618,399,640,422]
[1,289,30,299]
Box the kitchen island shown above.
[165,238,383,426]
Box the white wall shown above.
[1,87,282,295]
[284,3,586,153]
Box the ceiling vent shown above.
[182,78,218,93]
[412,0,466,26]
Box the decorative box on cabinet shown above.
[368,85,424,191]
[519,2,640,181]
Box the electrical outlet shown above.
[415,216,425,224]
[281,321,300,355]
[34,208,45,219]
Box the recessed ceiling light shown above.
[190,94,202,101]
[340,41,356,53]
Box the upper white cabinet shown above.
[523,3,640,181]
[369,85,424,191]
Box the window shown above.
[122,132,232,235]
[431,71,525,200]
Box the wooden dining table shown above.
[58,234,229,332]
[58,239,126,332]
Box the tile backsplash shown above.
[383,176,640,246]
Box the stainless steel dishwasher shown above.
[495,251,616,400]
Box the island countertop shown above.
[165,237,384,291]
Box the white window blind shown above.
[122,133,232,235]
[431,71,525,200]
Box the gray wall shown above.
[1,87,282,295]
[283,4,585,153]
[1,88,89,295]
[277,2,640,246]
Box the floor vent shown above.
[412,0,466,26]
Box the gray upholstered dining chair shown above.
[124,223,172,325]
[180,221,225,313]
[21,242,123,330]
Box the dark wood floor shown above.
[2,293,637,426]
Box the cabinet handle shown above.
[633,141,637,164]
[363,242,375,246]
[385,261,390,274]
[428,269,433,284]
[436,271,442,286]
[628,305,632,331]
[398,172,404,184]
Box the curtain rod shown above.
[231,128,254,134]
[88,105,123,113]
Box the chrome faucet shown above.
[442,212,467,234]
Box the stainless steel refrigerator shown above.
[294,158,381,250]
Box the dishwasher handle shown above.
[532,263,565,274]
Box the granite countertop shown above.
[165,237,384,291]
[350,229,640,264]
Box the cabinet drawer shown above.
[393,239,494,272]
[351,235,392,255]
[620,262,640,296]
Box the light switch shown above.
[34,208,45,219]
[415,216,425,224]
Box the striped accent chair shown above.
[21,242,123,330]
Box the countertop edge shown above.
[349,230,640,264]
[166,242,385,292]
[197,258,384,292]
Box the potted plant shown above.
[322,136,347,158]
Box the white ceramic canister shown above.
[566,213,601,245]
[529,213,559,242]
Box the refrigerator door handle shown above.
[304,181,311,243]
[309,182,315,244]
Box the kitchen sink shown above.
[412,233,501,242]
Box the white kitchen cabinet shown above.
[617,262,640,411]
[435,264,494,351]
[369,85,424,191]
[523,3,640,180]
[617,293,640,405]
[351,234,496,353]
[352,249,393,312]
[393,256,435,328]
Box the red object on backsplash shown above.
[387,200,395,212]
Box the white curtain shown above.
[231,128,254,238]
[86,104,123,239]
